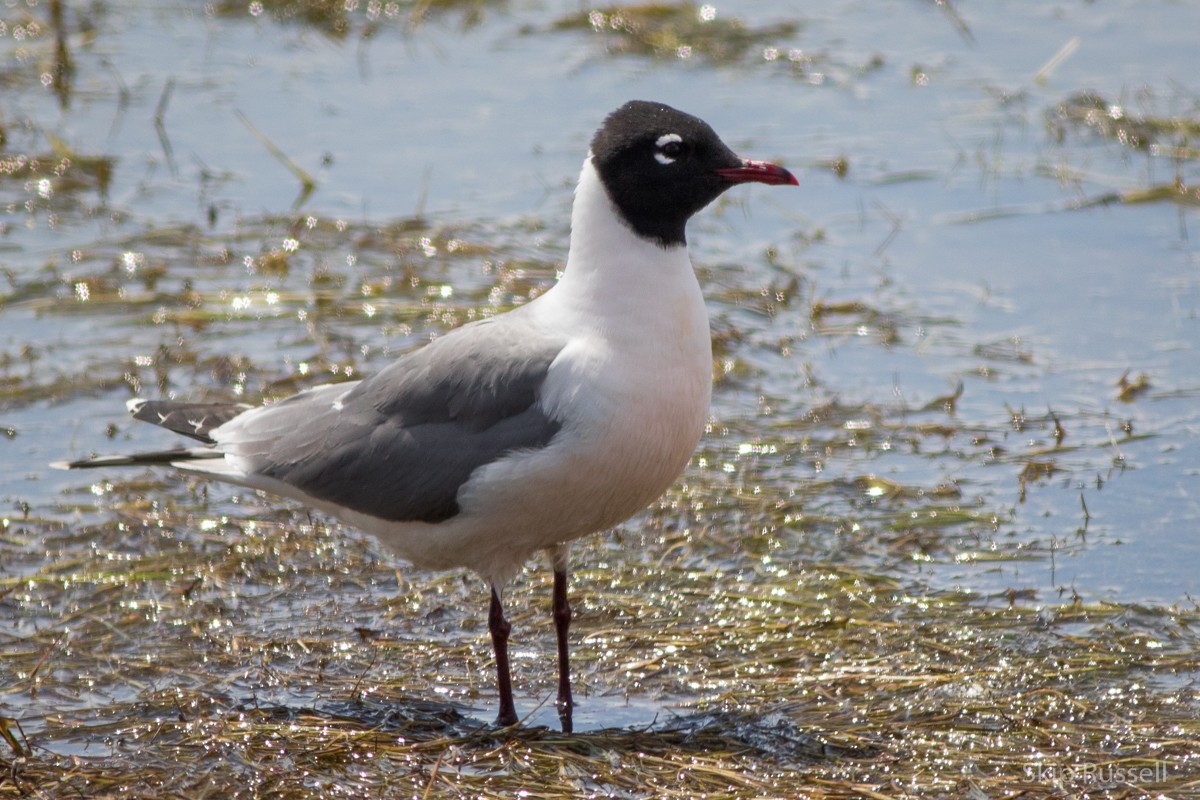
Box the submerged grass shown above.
[1,211,556,411]
[4,178,1190,799]
[4,244,1192,795]
[1050,91,1200,156]
[2,482,1198,798]
[209,0,508,36]
[553,3,800,66]
[4,3,1200,798]
[550,3,886,83]
[5,207,1192,795]
[1041,90,1200,210]
[0,149,113,197]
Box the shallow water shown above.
[2,0,1199,751]
[8,0,1196,597]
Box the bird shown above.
[54,100,797,732]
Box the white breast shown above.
[346,159,713,586]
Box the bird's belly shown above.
[353,337,711,586]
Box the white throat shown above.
[548,157,698,321]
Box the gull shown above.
[55,100,797,732]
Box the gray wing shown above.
[218,315,566,524]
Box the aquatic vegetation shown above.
[1050,91,1200,157]
[553,3,800,67]
[2,486,1197,797]
[1043,91,1200,208]
[209,0,506,35]
[2,1,1199,797]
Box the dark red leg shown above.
[488,587,518,727]
[553,565,574,733]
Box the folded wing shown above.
[65,316,567,526]
[212,316,567,523]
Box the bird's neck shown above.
[551,158,699,319]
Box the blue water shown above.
[3,0,1198,612]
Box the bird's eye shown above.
[654,133,685,165]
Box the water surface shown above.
[2,0,1199,753]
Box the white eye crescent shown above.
[654,133,684,165]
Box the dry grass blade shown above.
[236,110,317,211]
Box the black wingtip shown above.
[126,398,252,443]
[50,448,221,470]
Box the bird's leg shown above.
[488,586,518,727]
[551,547,574,733]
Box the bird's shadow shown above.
[241,696,882,765]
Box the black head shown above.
[589,100,797,247]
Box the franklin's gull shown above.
[55,100,797,731]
